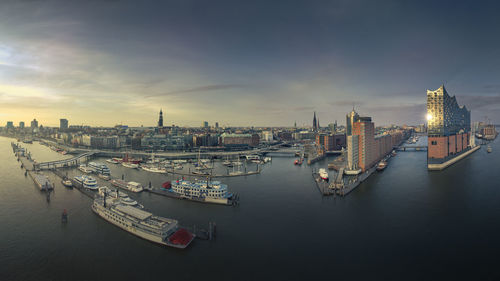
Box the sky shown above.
[1,0,500,127]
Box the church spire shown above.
[312,111,317,132]
[158,109,164,127]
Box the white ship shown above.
[122,162,139,169]
[141,165,167,174]
[92,195,195,249]
[78,164,95,174]
[318,168,329,181]
[74,175,99,190]
[98,186,143,208]
[164,179,233,204]
[110,179,144,193]
[88,162,111,175]
[106,158,120,164]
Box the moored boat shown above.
[319,168,329,181]
[376,161,387,171]
[92,194,194,248]
[61,179,73,187]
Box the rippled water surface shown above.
[1,136,499,280]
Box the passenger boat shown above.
[391,150,397,157]
[61,179,73,187]
[74,175,99,190]
[110,179,144,193]
[98,186,143,208]
[78,164,95,174]
[245,155,260,161]
[376,161,387,171]
[122,162,139,169]
[294,159,303,165]
[163,179,233,204]
[487,145,492,153]
[88,162,111,175]
[318,168,329,181]
[92,195,195,249]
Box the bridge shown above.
[34,151,97,170]
[396,145,428,152]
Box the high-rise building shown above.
[30,119,38,129]
[19,121,25,129]
[6,121,14,129]
[203,121,209,128]
[346,108,360,136]
[215,122,219,129]
[158,109,163,127]
[427,85,471,165]
[60,119,68,130]
[353,117,375,172]
[347,135,359,170]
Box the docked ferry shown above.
[92,195,195,249]
[110,179,144,193]
[98,186,143,208]
[163,179,232,204]
[74,175,99,190]
[78,164,95,174]
[88,162,111,175]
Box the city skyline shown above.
[2,1,500,126]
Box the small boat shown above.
[98,174,110,180]
[122,162,139,169]
[106,158,120,164]
[344,169,362,175]
[487,145,492,153]
[61,179,73,187]
[318,168,329,181]
[78,164,95,174]
[376,161,387,171]
[294,159,303,165]
[391,150,397,157]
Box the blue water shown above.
[1,136,499,280]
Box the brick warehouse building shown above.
[427,85,471,164]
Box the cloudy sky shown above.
[1,0,500,127]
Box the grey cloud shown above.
[146,84,247,98]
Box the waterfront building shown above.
[60,119,68,130]
[220,133,259,147]
[315,134,346,151]
[6,121,14,129]
[30,119,38,129]
[353,117,375,172]
[215,122,219,129]
[347,135,359,170]
[19,121,25,129]
[346,108,360,136]
[203,121,209,128]
[261,131,273,143]
[427,85,472,167]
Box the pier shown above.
[311,169,335,196]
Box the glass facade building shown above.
[427,85,471,163]
[427,85,470,137]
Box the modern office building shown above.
[203,121,209,128]
[346,108,360,136]
[347,135,359,171]
[427,85,475,170]
[19,121,25,129]
[6,121,14,129]
[353,117,375,172]
[60,119,68,130]
[30,119,38,129]
[315,133,346,151]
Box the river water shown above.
[1,136,499,280]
